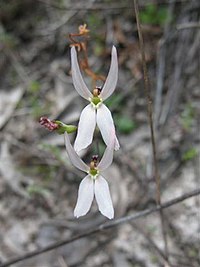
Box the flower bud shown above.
[39,117,59,131]
[39,117,77,134]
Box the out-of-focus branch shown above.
[133,0,169,260]
[176,22,200,30]
[0,188,199,267]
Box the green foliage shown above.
[27,184,50,197]
[150,255,159,264]
[139,4,169,26]
[104,93,124,110]
[147,225,157,233]
[31,104,46,118]
[0,32,17,48]
[87,14,102,31]
[28,80,41,94]
[97,142,106,157]
[106,93,136,134]
[91,138,105,159]
[23,80,50,118]
[188,247,199,258]
[94,44,104,56]
[86,14,105,51]
[115,115,136,134]
[39,144,64,163]
[19,164,57,182]
[182,148,198,161]
[180,104,195,131]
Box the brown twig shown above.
[133,0,169,260]
[0,188,199,267]
[133,0,161,205]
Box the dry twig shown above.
[176,22,200,30]
[133,0,169,260]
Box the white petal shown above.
[74,175,94,218]
[99,46,118,100]
[98,134,115,171]
[71,46,93,100]
[64,132,89,172]
[94,176,114,219]
[74,104,96,152]
[96,104,120,151]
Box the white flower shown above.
[71,46,120,152]
[64,131,115,219]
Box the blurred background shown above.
[0,0,199,266]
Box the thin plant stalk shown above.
[133,0,169,260]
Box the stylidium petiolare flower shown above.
[71,46,120,153]
[64,131,115,219]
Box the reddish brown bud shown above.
[39,117,59,131]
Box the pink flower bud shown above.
[39,117,59,131]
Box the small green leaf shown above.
[182,148,198,161]
[27,185,50,197]
[39,144,64,162]
[94,44,104,56]
[0,32,17,48]
[139,4,169,26]
[115,115,136,134]
[104,93,123,110]
[180,104,195,131]
[28,80,41,93]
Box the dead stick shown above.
[133,0,169,260]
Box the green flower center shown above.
[91,96,102,106]
[89,168,99,178]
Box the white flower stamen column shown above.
[71,46,120,152]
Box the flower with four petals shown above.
[64,131,115,219]
[71,46,120,153]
